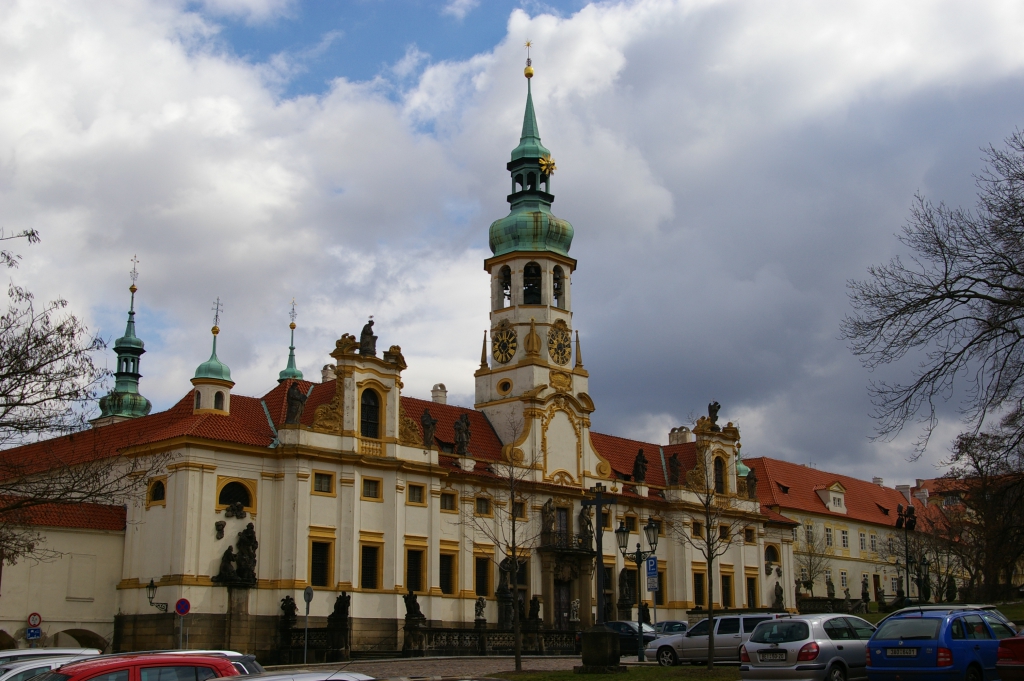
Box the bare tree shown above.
[458,415,542,672]
[794,523,833,597]
[669,433,741,670]
[842,130,1024,457]
[0,233,164,562]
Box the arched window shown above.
[361,389,380,439]
[500,266,512,308]
[714,457,726,494]
[765,545,780,564]
[523,262,542,305]
[553,266,565,309]
[149,480,165,503]
[218,481,251,507]
[515,174,524,192]
[526,172,537,191]
[214,391,225,410]
[194,391,202,409]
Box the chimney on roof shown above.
[669,426,694,445]
[913,488,929,504]
[872,477,884,486]
[916,479,925,488]
[322,364,336,382]
[432,383,448,405]
[896,484,912,503]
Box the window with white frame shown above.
[801,567,808,581]
[891,576,899,593]
[840,570,848,588]
[859,532,866,550]
[841,530,849,548]
[825,568,832,584]
[870,534,877,552]
[832,495,842,508]
[825,527,833,547]
[805,523,814,543]
[792,527,798,541]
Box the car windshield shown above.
[688,620,710,636]
[750,621,810,644]
[31,674,70,681]
[875,618,941,641]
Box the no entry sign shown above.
[175,599,190,616]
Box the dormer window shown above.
[816,483,847,514]
[832,495,842,508]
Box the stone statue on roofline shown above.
[421,409,438,450]
[632,448,648,483]
[708,401,722,432]
[668,452,681,486]
[453,413,471,455]
[746,468,758,499]
[359,318,377,356]
[285,382,307,424]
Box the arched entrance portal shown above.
[0,630,16,650]
[53,629,109,651]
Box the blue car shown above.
[866,609,1016,680]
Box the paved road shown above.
[270,656,585,678]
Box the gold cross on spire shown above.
[524,39,534,77]
[129,255,139,285]
[212,297,223,327]
[289,297,298,329]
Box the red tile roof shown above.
[747,457,925,527]
[400,397,504,461]
[1,501,126,531]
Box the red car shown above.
[36,654,240,681]
[998,635,1024,680]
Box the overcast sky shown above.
[3,0,1024,484]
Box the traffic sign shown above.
[175,599,190,616]
[27,612,41,627]
[645,556,658,578]
[26,628,41,640]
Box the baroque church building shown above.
[0,67,800,656]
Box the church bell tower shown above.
[476,62,590,424]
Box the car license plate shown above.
[758,651,787,662]
[887,648,917,657]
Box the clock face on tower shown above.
[547,325,572,365]
[492,326,518,363]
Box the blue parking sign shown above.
[26,628,41,640]
[646,556,658,577]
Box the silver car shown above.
[740,614,876,681]
[646,613,782,665]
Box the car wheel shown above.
[656,647,678,667]
[964,665,983,681]
[827,664,846,681]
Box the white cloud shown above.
[2,0,1024,480]
[195,0,295,24]
[442,0,480,20]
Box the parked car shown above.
[241,673,372,681]
[739,614,875,680]
[866,609,1016,681]
[33,654,240,681]
[646,613,783,665]
[0,655,100,668]
[878,605,1015,632]
[0,657,100,681]
[602,621,659,656]
[998,633,1024,680]
[655,620,689,635]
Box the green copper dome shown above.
[488,74,574,257]
[278,323,303,382]
[98,283,152,420]
[736,459,751,477]
[195,328,232,382]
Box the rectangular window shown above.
[440,553,457,595]
[624,515,637,532]
[744,528,755,543]
[805,523,814,543]
[825,527,833,547]
[407,484,425,505]
[440,492,456,511]
[888,537,895,553]
[801,567,808,581]
[311,541,332,587]
[625,568,637,598]
[655,571,665,606]
[824,568,832,584]
[512,501,525,519]
[602,511,611,529]
[840,570,848,588]
[313,472,333,494]
[891,576,898,593]
[859,532,866,550]
[475,497,492,516]
[693,521,703,537]
[719,524,730,540]
[832,495,841,508]
[360,545,380,590]
[721,574,733,608]
[475,556,491,597]
[406,549,424,592]
[792,527,798,541]
[841,530,849,548]
[361,478,381,500]
[870,534,877,552]
[693,572,706,607]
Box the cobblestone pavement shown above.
[271,656,583,678]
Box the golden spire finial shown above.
[289,297,297,330]
[129,254,139,294]
[524,40,534,78]
[211,296,222,335]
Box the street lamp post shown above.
[146,579,168,613]
[895,503,917,606]
[616,517,659,663]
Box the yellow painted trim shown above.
[311,469,336,497]
[439,491,458,513]
[360,530,386,541]
[215,475,258,514]
[358,540,385,591]
[404,544,428,593]
[360,475,384,502]
[438,548,459,596]
[406,483,428,506]
[308,536,335,588]
[309,525,337,537]
[145,476,167,509]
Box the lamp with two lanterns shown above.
[615,516,659,663]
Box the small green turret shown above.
[488,62,575,258]
[278,299,303,383]
[98,260,152,422]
